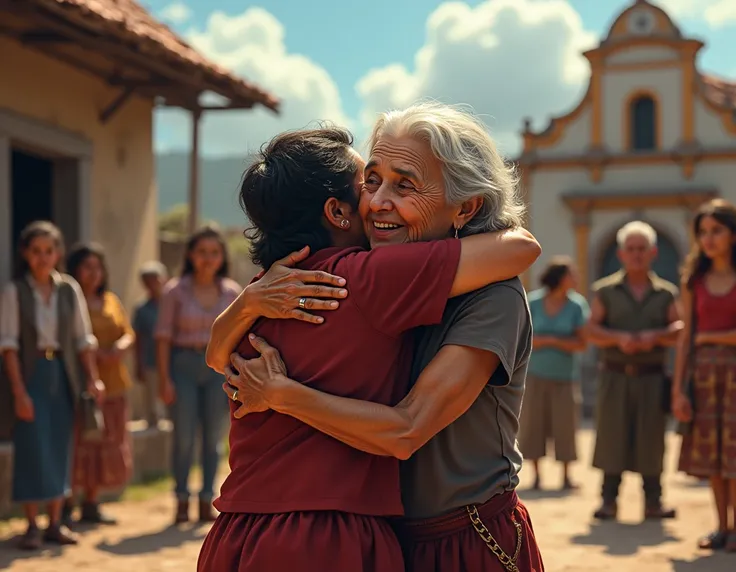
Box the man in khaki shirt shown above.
[586,221,683,520]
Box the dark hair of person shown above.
[14,220,65,279]
[240,126,360,270]
[539,255,575,291]
[681,198,736,289]
[181,225,230,278]
[66,242,109,296]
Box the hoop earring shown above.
[340,219,350,229]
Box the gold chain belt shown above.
[466,504,523,572]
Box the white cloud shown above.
[355,0,597,156]
[655,0,736,27]
[159,2,193,25]
[156,7,350,156]
[704,0,736,27]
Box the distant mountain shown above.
[156,153,251,227]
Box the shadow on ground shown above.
[517,486,580,501]
[95,523,206,556]
[670,554,736,571]
[0,536,64,568]
[571,520,679,556]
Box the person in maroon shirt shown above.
[218,103,546,572]
[198,126,541,572]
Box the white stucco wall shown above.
[601,66,683,152]
[695,98,736,147]
[0,37,158,310]
[604,45,680,66]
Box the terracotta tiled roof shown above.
[700,74,736,109]
[28,0,279,111]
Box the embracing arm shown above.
[234,342,498,460]
[207,296,260,374]
[206,247,349,374]
[451,228,540,297]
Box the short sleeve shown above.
[155,279,180,340]
[442,283,531,387]
[343,239,462,338]
[0,283,19,351]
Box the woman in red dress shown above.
[674,198,736,552]
[197,127,540,572]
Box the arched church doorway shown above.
[597,229,681,285]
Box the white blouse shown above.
[0,273,98,352]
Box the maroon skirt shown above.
[395,491,544,572]
[72,395,132,491]
[198,511,404,572]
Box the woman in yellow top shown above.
[65,243,135,525]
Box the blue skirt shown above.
[12,357,74,503]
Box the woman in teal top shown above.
[519,256,590,490]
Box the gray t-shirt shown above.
[400,278,532,519]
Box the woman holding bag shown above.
[674,199,736,552]
[0,221,103,550]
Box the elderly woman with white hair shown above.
[208,102,545,572]
[586,220,683,522]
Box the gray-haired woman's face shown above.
[360,135,458,248]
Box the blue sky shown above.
[140,0,736,157]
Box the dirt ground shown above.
[0,428,733,571]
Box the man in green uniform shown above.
[587,221,683,520]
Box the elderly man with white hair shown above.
[210,102,545,572]
[586,220,684,521]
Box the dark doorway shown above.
[11,148,54,260]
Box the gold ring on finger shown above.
[232,389,239,402]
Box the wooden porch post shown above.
[187,108,202,234]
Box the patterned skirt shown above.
[72,395,133,491]
[678,345,736,478]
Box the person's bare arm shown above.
[584,294,624,348]
[639,301,683,349]
[225,336,499,460]
[696,329,736,346]
[206,247,348,374]
[450,228,540,297]
[546,330,587,353]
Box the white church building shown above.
[519,0,736,297]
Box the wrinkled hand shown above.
[672,393,693,423]
[224,335,289,419]
[14,391,34,422]
[244,247,348,324]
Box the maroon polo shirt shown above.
[214,239,461,516]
